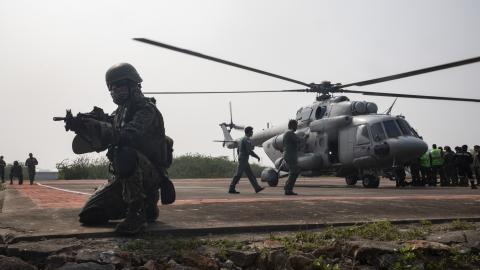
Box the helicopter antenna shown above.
[384,98,398,115]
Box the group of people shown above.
[0,153,39,185]
[228,119,300,195]
[409,144,479,189]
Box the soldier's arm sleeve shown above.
[34,158,38,165]
[119,104,158,146]
[75,118,115,152]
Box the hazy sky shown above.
[1,0,479,170]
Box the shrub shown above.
[56,156,110,180]
[56,153,265,179]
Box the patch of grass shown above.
[392,245,420,270]
[420,220,432,227]
[449,219,476,231]
[312,256,340,270]
[121,239,151,252]
[0,183,6,191]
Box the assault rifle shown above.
[53,106,109,132]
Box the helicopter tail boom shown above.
[219,123,238,149]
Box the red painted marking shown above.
[11,184,88,209]
[9,183,480,209]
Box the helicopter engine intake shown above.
[351,101,378,115]
[309,116,352,141]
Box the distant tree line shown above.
[56,154,265,180]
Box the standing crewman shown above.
[443,146,458,186]
[409,157,421,186]
[419,150,431,186]
[229,126,265,194]
[459,145,477,189]
[472,145,480,186]
[0,156,6,183]
[455,146,466,186]
[283,119,301,195]
[25,153,39,185]
[9,161,23,185]
[430,144,446,186]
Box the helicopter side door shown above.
[353,124,372,158]
[338,126,355,165]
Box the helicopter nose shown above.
[386,136,428,162]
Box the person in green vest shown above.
[430,144,446,186]
[228,126,265,194]
[419,150,431,186]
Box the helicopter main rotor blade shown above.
[340,56,480,88]
[133,38,311,88]
[340,89,480,102]
[143,89,308,94]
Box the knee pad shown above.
[115,147,138,178]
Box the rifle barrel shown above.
[53,117,66,121]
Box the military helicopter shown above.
[133,38,480,188]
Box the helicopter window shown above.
[296,108,303,120]
[396,119,412,136]
[301,107,313,121]
[356,125,370,145]
[383,120,401,138]
[370,122,386,142]
[315,106,326,119]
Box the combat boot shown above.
[115,201,147,235]
[146,203,159,223]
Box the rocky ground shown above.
[0,220,479,270]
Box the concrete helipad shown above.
[1,177,480,242]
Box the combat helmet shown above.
[105,63,143,85]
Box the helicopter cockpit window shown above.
[383,120,401,138]
[396,119,413,136]
[296,108,303,120]
[301,107,313,122]
[356,125,370,145]
[370,122,386,142]
[315,106,326,119]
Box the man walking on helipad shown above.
[283,119,301,195]
[25,153,38,185]
[229,126,265,194]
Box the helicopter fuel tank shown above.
[274,153,323,171]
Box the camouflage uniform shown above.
[9,162,23,185]
[0,157,5,183]
[25,156,38,184]
[283,129,300,194]
[73,63,174,235]
[229,135,263,193]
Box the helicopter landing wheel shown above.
[261,168,279,187]
[362,175,380,188]
[345,175,358,186]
